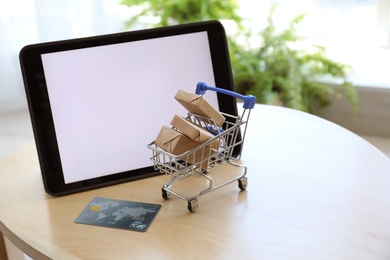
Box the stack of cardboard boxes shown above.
[154,89,225,169]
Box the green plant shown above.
[120,1,358,114]
[230,6,358,113]
[120,0,242,28]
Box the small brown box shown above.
[174,89,225,126]
[170,114,220,147]
[154,125,199,155]
[154,126,214,169]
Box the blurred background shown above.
[1,0,389,112]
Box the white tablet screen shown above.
[41,31,217,184]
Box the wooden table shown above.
[1,104,390,259]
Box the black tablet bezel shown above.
[20,20,241,196]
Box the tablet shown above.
[20,20,240,196]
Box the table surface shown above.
[1,104,390,259]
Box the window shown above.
[240,0,390,88]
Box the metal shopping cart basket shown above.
[147,82,256,212]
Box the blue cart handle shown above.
[196,82,256,109]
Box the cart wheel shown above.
[187,199,198,212]
[238,177,248,190]
[162,189,170,200]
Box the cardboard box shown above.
[174,89,225,126]
[154,125,199,155]
[170,115,219,149]
[154,125,214,169]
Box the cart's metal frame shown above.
[147,82,256,212]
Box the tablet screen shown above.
[20,21,238,195]
[42,31,217,184]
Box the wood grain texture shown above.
[0,233,8,260]
[1,104,390,259]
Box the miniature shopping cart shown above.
[147,82,256,212]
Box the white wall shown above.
[316,85,390,137]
